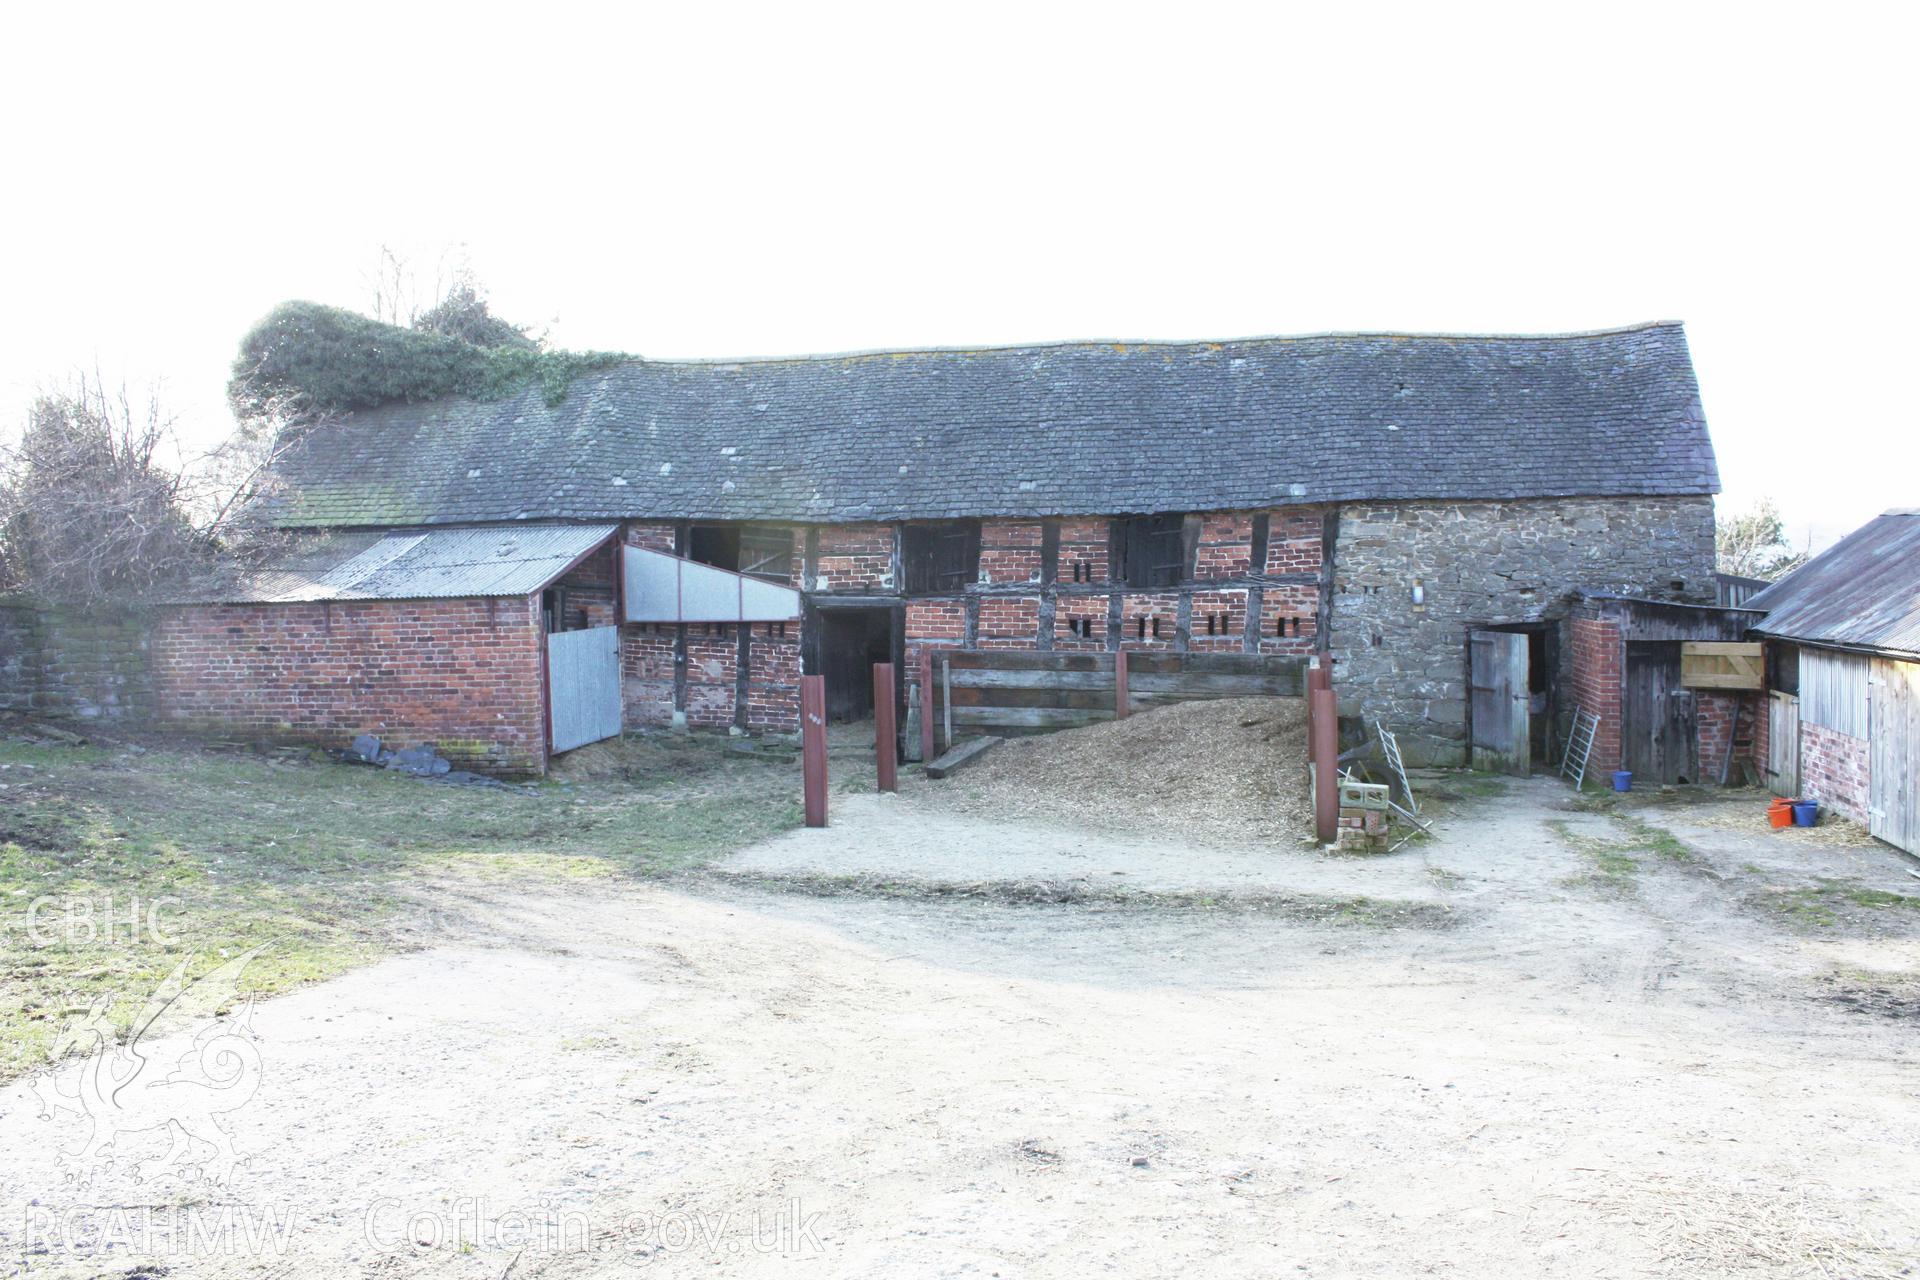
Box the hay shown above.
[1664,794,1883,848]
[936,696,1311,841]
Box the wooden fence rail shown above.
[925,649,1308,736]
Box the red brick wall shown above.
[1800,721,1869,821]
[1696,690,1759,782]
[1266,510,1323,575]
[153,597,547,774]
[625,521,676,552]
[1570,617,1624,772]
[1057,518,1110,584]
[620,623,801,734]
[1196,513,1255,578]
[814,525,894,592]
[977,595,1041,648]
[1258,584,1319,654]
[1052,595,1108,652]
[746,630,801,732]
[622,625,677,726]
[1188,588,1248,652]
[979,520,1042,585]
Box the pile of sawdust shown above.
[936,696,1310,841]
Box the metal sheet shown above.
[623,547,801,623]
[1747,511,1920,658]
[189,523,618,604]
[547,625,622,753]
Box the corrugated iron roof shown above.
[189,523,617,604]
[1745,511,1920,658]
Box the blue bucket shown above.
[1612,770,1633,792]
[1792,800,1819,827]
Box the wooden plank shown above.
[949,668,1116,690]
[1869,659,1917,852]
[1681,641,1763,690]
[925,735,1002,779]
[946,650,1111,673]
[1128,672,1302,696]
[949,686,1115,710]
[950,706,1114,729]
[1768,691,1800,797]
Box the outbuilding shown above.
[1741,510,1920,853]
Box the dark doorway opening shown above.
[816,607,897,723]
[1480,621,1558,766]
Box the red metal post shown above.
[1115,648,1130,720]
[1310,685,1338,844]
[919,648,936,765]
[873,662,898,792]
[801,674,828,827]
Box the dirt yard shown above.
[3,724,1920,1278]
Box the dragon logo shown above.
[32,947,267,1188]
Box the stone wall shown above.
[1329,496,1716,765]
[0,602,152,721]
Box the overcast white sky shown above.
[4,2,1914,552]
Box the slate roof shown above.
[272,322,1718,527]
[181,523,617,604]
[1746,511,1920,659]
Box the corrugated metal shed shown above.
[190,523,618,604]
[1746,511,1920,659]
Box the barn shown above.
[10,320,1721,777]
[1742,511,1920,853]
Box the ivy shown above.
[229,301,628,417]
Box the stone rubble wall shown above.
[1329,496,1717,766]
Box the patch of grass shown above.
[1546,817,1641,893]
[0,728,801,1079]
[1752,879,1920,931]
[1611,813,1696,864]
[1426,866,1467,890]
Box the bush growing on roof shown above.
[228,301,627,418]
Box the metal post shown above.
[873,662,898,792]
[1115,647,1130,720]
[1311,685,1338,844]
[919,648,936,765]
[801,674,828,827]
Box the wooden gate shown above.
[1869,659,1918,852]
[1625,641,1698,784]
[1767,691,1800,798]
[1469,630,1530,775]
[547,625,622,753]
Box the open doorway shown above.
[1469,621,1559,772]
[815,607,898,723]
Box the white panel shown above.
[548,625,622,753]
[623,547,801,623]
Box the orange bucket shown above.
[1768,797,1795,829]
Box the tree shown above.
[1716,498,1808,581]
[0,374,304,610]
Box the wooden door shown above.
[1625,642,1699,784]
[548,625,622,753]
[1469,630,1530,774]
[1869,659,1917,852]
[1767,691,1800,798]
